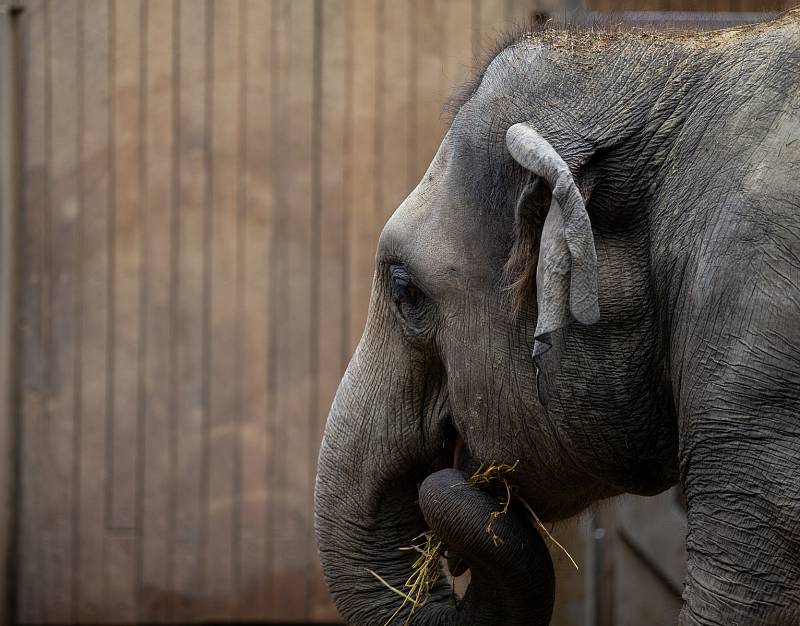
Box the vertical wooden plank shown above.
[16,0,47,621]
[406,0,418,192]
[380,1,412,220]
[505,0,533,27]
[441,0,473,121]
[77,0,111,621]
[109,0,143,533]
[270,0,315,620]
[596,508,617,626]
[237,0,272,619]
[549,519,587,626]
[470,0,481,65]
[412,0,443,182]
[477,0,508,59]
[45,0,80,620]
[106,0,143,621]
[0,4,21,625]
[614,537,682,626]
[346,0,378,353]
[268,4,289,618]
[308,0,324,618]
[139,0,175,621]
[172,0,208,620]
[308,0,347,620]
[204,0,240,618]
[373,0,385,236]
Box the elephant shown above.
[315,12,800,626]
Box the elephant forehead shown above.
[380,138,492,288]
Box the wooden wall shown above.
[12,0,567,623]
[1,7,23,626]
[7,0,784,624]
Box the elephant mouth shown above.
[424,423,481,583]
[431,420,475,476]
[452,433,470,471]
[445,431,473,582]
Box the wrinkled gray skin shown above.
[316,14,800,626]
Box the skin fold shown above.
[315,12,800,626]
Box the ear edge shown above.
[505,122,600,352]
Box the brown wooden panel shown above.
[616,490,687,595]
[139,0,176,621]
[412,0,444,182]
[0,8,21,626]
[77,0,111,621]
[106,1,144,621]
[267,3,291,618]
[505,0,531,25]
[614,535,682,625]
[380,2,412,232]
[172,0,208,620]
[238,0,273,619]
[109,0,142,536]
[45,0,80,619]
[441,0,473,115]
[309,0,349,621]
[270,0,315,620]
[549,519,586,626]
[477,0,507,58]
[204,0,241,618]
[17,0,47,620]
[346,0,378,355]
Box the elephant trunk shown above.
[416,469,556,625]
[315,361,555,625]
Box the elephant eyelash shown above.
[387,264,434,337]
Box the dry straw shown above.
[368,460,578,626]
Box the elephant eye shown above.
[391,270,417,305]
[388,265,429,334]
[390,266,420,307]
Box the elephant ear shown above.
[505,122,600,360]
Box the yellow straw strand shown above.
[367,569,415,604]
[517,497,580,571]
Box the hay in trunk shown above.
[368,460,577,625]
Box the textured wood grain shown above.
[381,1,412,219]
[0,7,21,626]
[106,2,143,621]
[204,0,240,617]
[270,0,315,619]
[476,0,507,60]
[412,0,444,182]
[238,0,272,619]
[45,0,80,619]
[346,0,378,356]
[77,1,111,621]
[139,0,176,621]
[441,0,472,119]
[18,1,47,620]
[171,0,207,620]
[308,0,348,621]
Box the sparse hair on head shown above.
[444,14,549,119]
[444,9,783,120]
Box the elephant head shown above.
[315,35,683,625]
